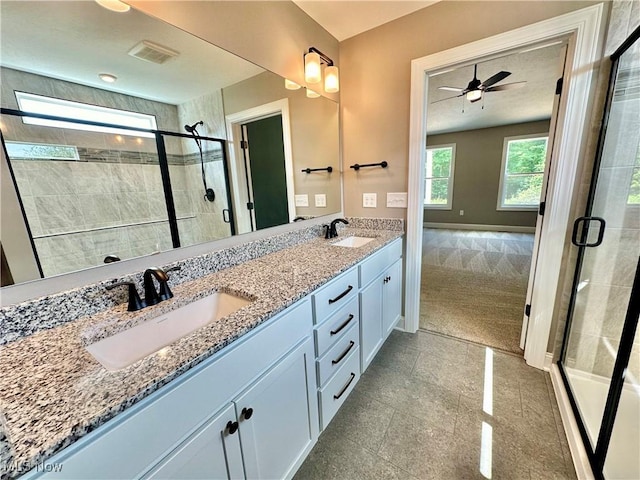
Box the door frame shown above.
[225,99,296,234]
[405,4,605,369]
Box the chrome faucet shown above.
[326,218,349,239]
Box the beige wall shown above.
[128,1,339,102]
[223,71,341,217]
[340,0,601,218]
[426,121,550,228]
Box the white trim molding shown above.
[225,99,296,234]
[405,4,605,371]
[423,222,536,234]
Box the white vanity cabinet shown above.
[359,238,403,372]
[27,299,318,480]
[146,338,316,480]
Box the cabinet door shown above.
[360,279,383,372]
[144,403,244,480]
[382,259,402,338]
[236,339,317,480]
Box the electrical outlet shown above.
[387,192,408,208]
[315,194,326,207]
[459,210,464,216]
[363,193,377,208]
[295,194,309,207]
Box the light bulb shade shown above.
[466,90,482,102]
[304,51,322,84]
[324,66,339,93]
[284,79,301,90]
[95,0,130,12]
[306,89,320,98]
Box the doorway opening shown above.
[419,45,566,355]
[405,5,606,370]
[225,99,296,234]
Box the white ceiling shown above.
[0,1,264,105]
[426,43,566,135]
[292,0,438,41]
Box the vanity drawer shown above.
[316,323,359,387]
[312,267,358,324]
[359,238,402,288]
[318,346,360,429]
[314,297,359,356]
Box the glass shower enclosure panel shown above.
[560,26,640,479]
[1,113,170,277]
[166,134,234,249]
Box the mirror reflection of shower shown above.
[184,121,215,202]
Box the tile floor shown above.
[295,330,576,480]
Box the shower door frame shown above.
[557,25,640,480]
[0,107,236,266]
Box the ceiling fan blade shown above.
[481,70,511,88]
[430,94,463,104]
[438,86,464,92]
[485,81,527,92]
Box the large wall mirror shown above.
[0,1,340,288]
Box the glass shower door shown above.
[559,26,640,479]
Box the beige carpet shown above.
[420,228,534,354]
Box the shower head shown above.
[184,121,203,134]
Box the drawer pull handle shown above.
[241,407,254,420]
[332,341,355,365]
[226,420,239,435]
[334,373,356,400]
[328,285,353,304]
[330,314,354,335]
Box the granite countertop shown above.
[0,227,402,477]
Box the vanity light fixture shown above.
[304,47,339,93]
[285,79,301,90]
[99,73,117,83]
[306,88,320,98]
[95,0,130,13]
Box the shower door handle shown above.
[571,216,606,247]
[222,209,231,223]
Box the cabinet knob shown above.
[226,420,239,434]
[241,407,254,420]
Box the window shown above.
[15,92,157,138]
[424,144,455,209]
[628,150,640,205]
[498,134,548,209]
[5,141,79,160]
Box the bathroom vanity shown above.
[0,223,403,480]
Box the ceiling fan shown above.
[433,64,526,104]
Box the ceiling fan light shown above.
[466,90,483,102]
[304,51,322,84]
[324,66,339,93]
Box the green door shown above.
[243,115,289,230]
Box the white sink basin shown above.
[86,292,251,371]
[331,236,375,248]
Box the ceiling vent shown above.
[128,40,179,65]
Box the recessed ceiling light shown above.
[99,73,118,83]
[95,0,130,13]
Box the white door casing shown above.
[225,99,296,234]
[405,4,606,369]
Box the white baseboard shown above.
[544,352,553,371]
[550,365,595,480]
[423,222,536,233]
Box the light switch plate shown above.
[363,193,377,208]
[315,194,326,207]
[295,194,309,207]
[386,192,408,208]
